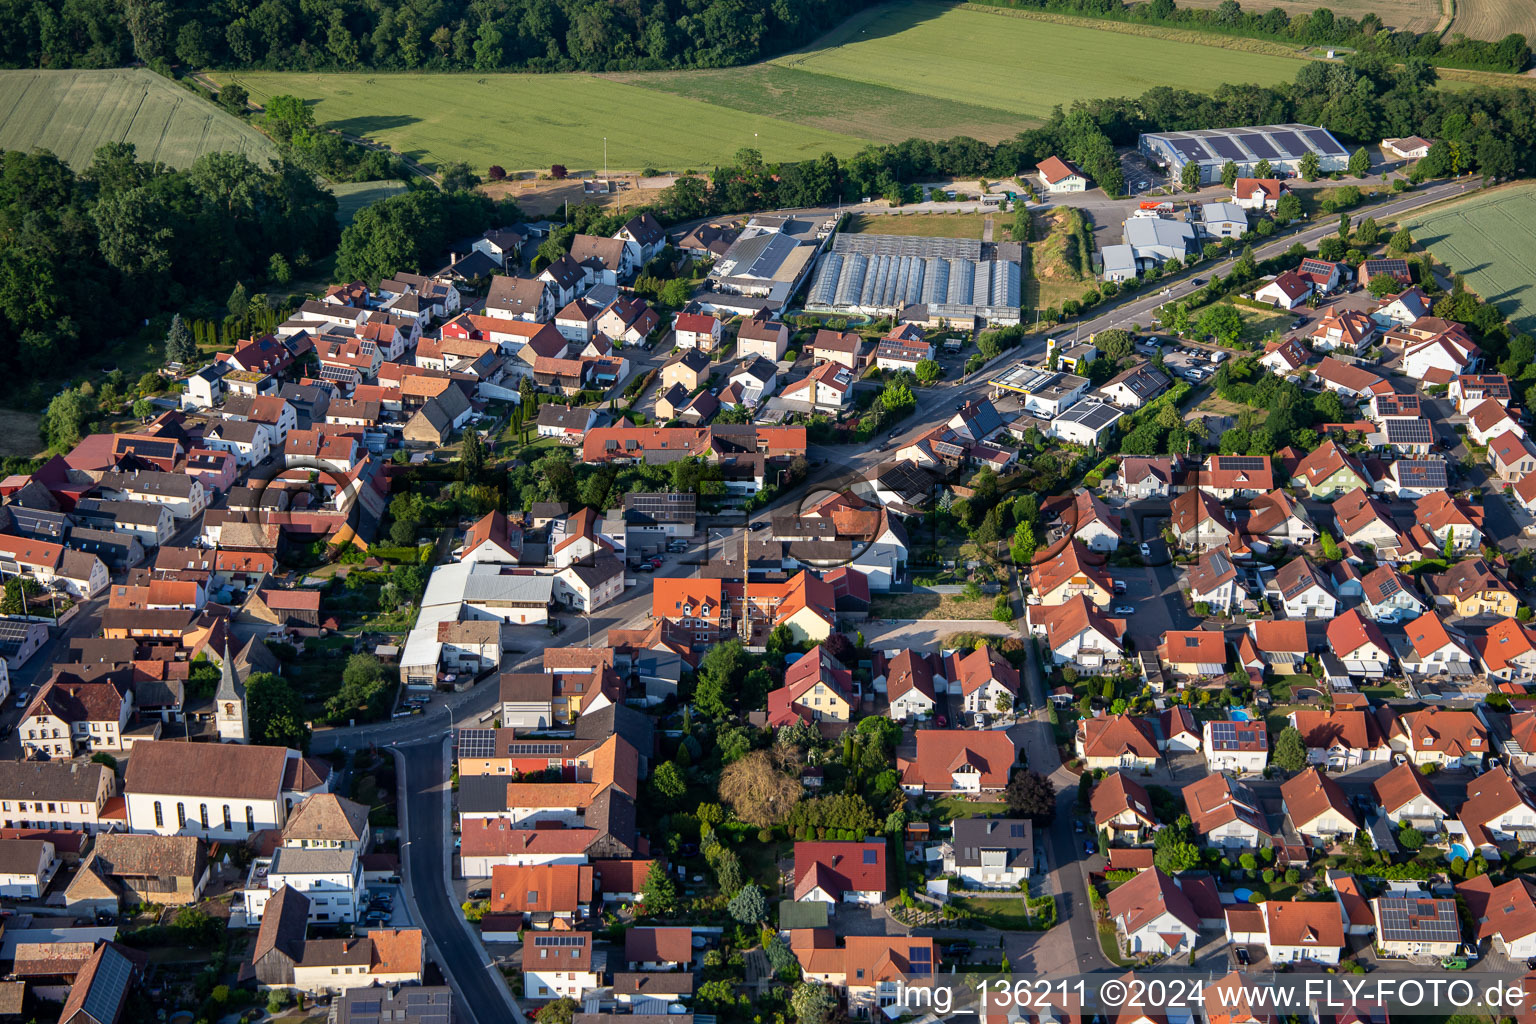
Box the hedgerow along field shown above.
[1405,183,1536,334]
[220,1,1311,173]
[0,69,279,170]
[1450,0,1536,49]
[1175,0,1445,34]
[216,71,873,174]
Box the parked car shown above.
[1114,605,1136,615]
[1139,543,1151,557]
[638,563,655,572]
[467,887,490,900]
[1235,948,1251,966]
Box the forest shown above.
[0,0,873,74]
[0,144,338,384]
[5,0,1525,75]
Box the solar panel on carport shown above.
[1302,129,1347,156]
[1234,132,1280,159]
[1266,130,1307,157]
[1205,135,1247,161]
[1170,137,1210,161]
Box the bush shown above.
[488,165,507,180]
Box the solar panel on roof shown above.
[456,728,496,759]
[81,947,134,1024]
[1302,129,1347,156]
[1386,419,1434,445]
[1234,132,1280,160]
[1010,824,1025,837]
[1170,137,1210,162]
[1206,135,1247,161]
[1264,130,1306,157]
[1217,456,1267,471]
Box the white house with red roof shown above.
[1199,454,1274,500]
[1489,431,1536,484]
[1310,311,1377,354]
[1476,617,1536,683]
[1106,867,1201,955]
[1037,156,1088,193]
[1253,271,1311,309]
[1032,596,1127,670]
[1076,714,1160,771]
[898,730,1017,794]
[1231,178,1287,211]
[1260,337,1313,377]
[1313,357,1390,400]
[793,841,886,906]
[1457,766,1536,852]
[1398,707,1488,768]
[948,646,1020,719]
[673,312,722,352]
[883,650,942,722]
[1296,257,1343,293]
[1458,874,1536,958]
[1403,330,1480,386]
[1395,612,1475,680]
[1468,398,1525,446]
[1326,609,1394,677]
[1414,491,1483,554]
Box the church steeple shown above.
[216,641,249,743]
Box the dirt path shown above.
[1434,0,1454,36]
[982,214,995,242]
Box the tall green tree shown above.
[1274,726,1308,772]
[165,312,196,364]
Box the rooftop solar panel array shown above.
[1266,130,1307,156]
[1234,131,1280,159]
[1375,897,1460,943]
[1303,129,1347,156]
[1205,135,1247,161]
[457,728,496,759]
[1385,418,1434,445]
[1170,138,1210,161]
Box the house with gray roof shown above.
[1123,218,1198,269]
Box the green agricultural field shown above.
[0,69,278,171]
[609,64,1028,145]
[218,1,1311,174]
[1406,183,1536,333]
[331,180,409,225]
[217,71,871,174]
[770,1,1307,123]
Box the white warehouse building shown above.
[1139,123,1349,186]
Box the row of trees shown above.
[5,0,872,75]
[0,144,337,396]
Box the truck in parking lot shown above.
[1209,350,1228,364]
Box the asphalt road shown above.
[394,735,523,1024]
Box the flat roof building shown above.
[1140,123,1348,186]
[807,234,1023,325]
